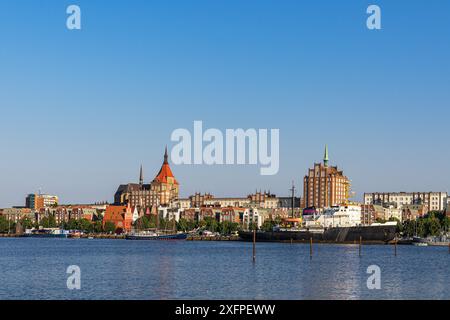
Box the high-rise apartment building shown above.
[26,193,58,210]
[302,145,350,209]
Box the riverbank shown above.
[1,233,449,246]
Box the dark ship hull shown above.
[125,232,188,240]
[239,225,397,244]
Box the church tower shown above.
[150,147,179,206]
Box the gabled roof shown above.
[153,147,179,185]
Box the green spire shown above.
[323,144,329,167]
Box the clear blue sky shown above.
[1,0,449,207]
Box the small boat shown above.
[126,231,188,240]
[412,236,428,246]
[23,228,69,238]
[412,242,428,247]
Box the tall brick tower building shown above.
[150,147,179,206]
[302,145,350,209]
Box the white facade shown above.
[158,206,181,222]
[41,195,59,207]
[132,206,139,223]
[364,192,447,211]
[383,206,402,222]
[310,205,362,228]
[242,208,263,229]
[204,198,250,208]
[175,199,191,209]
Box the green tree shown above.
[135,216,150,230]
[442,216,450,232]
[40,215,57,228]
[91,221,103,233]
[219,221,239,234]
[402,220,415,237]
[248,222,258,231]
[426,216,441,236]
[198,219,207,229]
[65,219,79,230]
[148,215,157,229]
[417,219,426,237]
[203,217,218,232]
[177,218,189,232]
[262,220,276,232]
[104,222,116,234]
[0,216,9,233]
[19,218,34,230]
[79,219,92,233]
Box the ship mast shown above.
[289,181,296,218]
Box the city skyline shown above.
[5,145,449,208]
[1,0,450,207]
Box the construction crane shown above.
[343,179,356,205]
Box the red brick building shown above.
[103,205,133,232]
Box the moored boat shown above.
[239,224,397,244]
[23,228,69,238]
[126,231,188,240]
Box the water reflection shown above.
[0,239,448,300]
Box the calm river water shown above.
[0,238,448,300]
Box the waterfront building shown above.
[157,206,180,222]
[186,191,281,209]
[446,197,450,217]
[383,206,402,222]
[132,206,139,223]
[302,145,350,209]
[37,205,104,225]
[26,193,58,210]
[203,196,249,208]
[70,207,97,221]
[266,208,301,221]
[180,208,197,221]
[2,208,34,223]
[114,148,180,210]
[103,205,133,232]
[364,191,447,212]
[248,191,278,209]
[114,183,143,205]
[176,198,194,210]
[360,204,384,225]
[149,147,179,206]
[188,193,214,207]
[401,204,428,221]
[199,207,217,220]
[242,208,263,230]
[220,207,243,224]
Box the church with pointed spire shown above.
[302,145,350,209]
[113,148,179,211]
[149,147,179,206]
